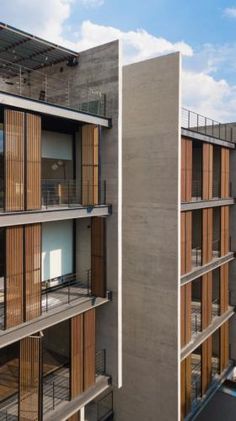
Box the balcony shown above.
[0,349,107,420]
[0,57,106,118]
[0,270,107,331]
[182,108,234,143]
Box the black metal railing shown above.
[97,391,114,421]
[42,270,92,313]
[96,349,107,376]
[192,247,202,267]
[191,301,201,335]
[191,360,202,407]
[212,298,220,318]
[192,178,202,200]
[212,239,220,257]
[43,366,70,415]
[42,179,107,209]
[182,108,234,142]
[0,57,107,117]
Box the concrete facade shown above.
[115,53,181,421]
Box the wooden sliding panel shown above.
[181,283,192,347]
[220,263,229,315]
[202,143,213,200]
[5,109,25,211]
[71,314,84,399]
[202,209,213,265]
[25,224,42,321]
[181,356,191,420]
[221,206,229,256]
[181,138,192,202]
[181,212,192,275]
[83,309,95,390]
[26,114,41,210]
[19,335,42,421]
[202,336,212,395]
[5,226,24,329]
[82,124,99,206]
[91,217,106,298]
[201,272,212,330]
[220,322,229,373]
[221,148,230,198]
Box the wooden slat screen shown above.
[220,263,229,315]
[71,314,84,399]
[202,143,213,200]
[221,206,229,256]
[202,209,213,265]
[82,124,99,206]
[202,337,212,395]
[181,138,192,202]
[19,335,42,421]
[201,272,212,330]
[83,309,96,390]
[181,212,192,275]
[220,321,229,373]
[221,148,230,198]
[26,114,41,210]
[91,217,106,297]
[25,224,42,321]
[181,356,191,420]
[5,226,24,329]
[5,109,25,211]
[181,283,192,347]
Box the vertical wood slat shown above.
[26,114,41,210]
[181,212,192,275]
[5,109,25,211]
[19,335,42,421]
[83,309,96,390]
[82,124,99,206]
[181,283,192,348]
[25,224,42,321]
[5,226,24,328]
[181,356,191,420]
[202,336,212,395]
[181,138,192,202]
[201,272,212,330]
[203,143,213,200]
[71,314,84,399]
[220,263,229,315]
[221,206,229,256]
[202,209,213,265]
[91,217,106,298]
[220,321,229,373]
[221,148,230,198]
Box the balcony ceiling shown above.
[0,22,78,76]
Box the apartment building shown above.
[0,23,121,421]
[116,52,236,421]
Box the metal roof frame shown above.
[0,22,78,70]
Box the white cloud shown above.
[0,2,236,122]
[224,7,236,18]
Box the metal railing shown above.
[42,270,92,313]
[0,57,107,117]
[212,298,220,318]
[97,391,114,421]
[191,301,201,334]
[96,349,107,376]
[182,108,234,142]
[42,179,107,209]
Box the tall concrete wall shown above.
[115,53,180,421]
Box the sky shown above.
[1,0,236,121]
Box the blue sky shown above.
[1,0,236,121]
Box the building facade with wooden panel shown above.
[0,22,121,421]
[180,127,235,420]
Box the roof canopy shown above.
[0,22,78,72]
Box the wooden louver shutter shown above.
[26,114,41,210]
